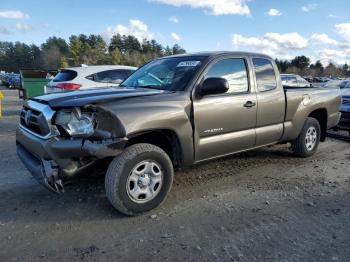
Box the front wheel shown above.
[105,143,174,216]
[292,117,321,157]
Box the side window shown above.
[205,58,249,94]
[95,70,111,82]
[115,70,134,81]
[252,58,277,92]
[297,76,309,86]
[281,76,288,84]
[91,70,133,84]
[289,76,298,86]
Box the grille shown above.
[19,100,56,139]
[20,107,51,137]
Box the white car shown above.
[45,65,137,93]
[280,74,311,88]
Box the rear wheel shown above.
[292,117,321,157]
[105,143,174,216]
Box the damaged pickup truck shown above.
[16,52,341,215]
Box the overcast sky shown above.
[0,0,350,64]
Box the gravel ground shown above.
[0,88,350,262]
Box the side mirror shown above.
[200,77,229,96]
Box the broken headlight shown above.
[55,108,95,137]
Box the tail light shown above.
[55,83,81,90]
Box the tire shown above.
[292,117,321,157]
[105,143,174,216]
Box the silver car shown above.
[281,74,311,88]
[45,65,137,93]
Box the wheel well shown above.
[126,130,182,168]
[308,109,327,141]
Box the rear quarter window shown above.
[52,70,77,82]
[252,58,277,92]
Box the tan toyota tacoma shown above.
[16,52,341,215]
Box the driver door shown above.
[193,57,257,161]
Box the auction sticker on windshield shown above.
[176,61,201,67]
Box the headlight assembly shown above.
[55,107,95,137]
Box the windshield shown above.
[122,56,207,91]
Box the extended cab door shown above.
[193,57,257,161]
[251,57,285,146]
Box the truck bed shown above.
[282,86,341,141]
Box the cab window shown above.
[296,76,310,86]
[252,58,277,92]
[204,58,249,94]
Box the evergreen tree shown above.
[0,33,187,71]
[109,48,122,64]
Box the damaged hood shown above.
[31,87,169,108]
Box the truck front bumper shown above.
[16,127,127,193]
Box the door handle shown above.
[243,101,256,108]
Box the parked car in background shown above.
[0,72,5,85]
[330,76,343,81]
[312,77,327,83]
[339,78,350,92]
[0,72,21,89]
[340,88,350,120]
[303,76,313,83]
[325,78,350,92]
[8,73,21,89]
[45,65,137,94]
[281,74,311,88]
[323,79,350,131]
[336,88,350,134]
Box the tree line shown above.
[0,34,186,73]
[1,36,349,77]
[275,56,349,77]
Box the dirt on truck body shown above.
[15,52,341,215]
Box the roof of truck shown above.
[168,51,272,59]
